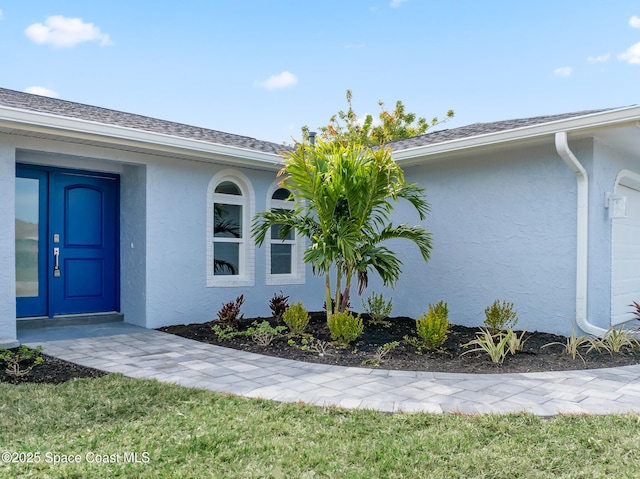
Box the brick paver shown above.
[24,329,640,416]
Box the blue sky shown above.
[1,1,640,144]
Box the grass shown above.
[2,375,640,478]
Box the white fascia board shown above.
[393,105,640,165]
[0,105,284,169]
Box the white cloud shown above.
[390,0,409,7]
[25,15,112,47]
[254,71,298,90]
[587,53,610,63]
[554,66,572,77]
[24,86,58,98]
[619,41,640,64]
[630,15,640,28]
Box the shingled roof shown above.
[1,87,627,158]
[0,87,286,155]
[388,108,616,151]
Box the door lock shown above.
[53,247,61,277]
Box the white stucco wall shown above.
[373,136,640,337]
[378,142,581,336]
[120,164,147,326]
[143,158,325,329]
[0,140,17,345]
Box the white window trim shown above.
[207,170,255,287]
[265,181,305,285]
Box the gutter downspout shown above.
[554,132,608,337]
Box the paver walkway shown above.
[22,327,640,416]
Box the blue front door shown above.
[16,166,119,317]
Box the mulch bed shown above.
[4,312,639,385]
[159,312,640,374]
[0,353,107,385]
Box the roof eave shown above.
[0,105,284,170]
[393,105,640,166]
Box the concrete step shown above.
[17,312,124,330]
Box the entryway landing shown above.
[17,314,146,343]
[18,312,124,330]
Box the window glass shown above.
[214,243,240,276]
[272,188,293,201]
[214,204,242,238]
[270,223,294,241]
[15,177,40,297]
[271,244,292,274]
[268,201,294,276]
[215,181,242,195]
[213,180,243,276]
[270,208,294,240]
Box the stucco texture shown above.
[376,143,581,336]
[0,141,16,342]
[142,158,324,329]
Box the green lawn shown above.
[2,374,640,478]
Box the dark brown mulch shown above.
[159,312,640,374]
[0,352,107,385]
[5,312,639,385]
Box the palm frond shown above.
[369,224,432,262]
[251,137,433,319]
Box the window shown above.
[270,188,294,274]
[213,182,242,276]
[207,171,255,287]
[266,183,305,285]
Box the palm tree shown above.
[252,139,432,322]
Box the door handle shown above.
[53,247,61,277]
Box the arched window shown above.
[266,183,305,285]
[207,171,255,287]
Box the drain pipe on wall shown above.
[554,131,608,337]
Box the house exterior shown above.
[386,109,640,337]
[1,87,639,345]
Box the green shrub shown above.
[288,336,330,355]
[282,302,310,335]
[211,324,245,341]
[461,328,510,364]
[505,328,528,355]
[586,326,640,355]
[362,292,393,326]
[462,328,527,364]
[403,335,425,353]
[363,341,400,367]
[328,311,364,346]
[0,345,44,377]
[246,321,286,347]
[415,301,449,349]
[542,331,590,363]
[484,299,518,332]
